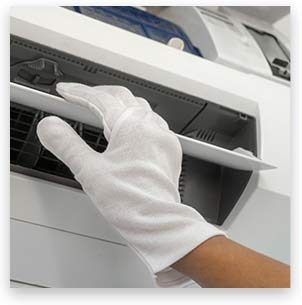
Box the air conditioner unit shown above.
[10,7,290,288]
[11,33,274,225]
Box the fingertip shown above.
[56,82,91,97]
[56,82,79,92]
[36,116,94,174]
[36,116,66,148]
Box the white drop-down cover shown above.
[11,82,276,172]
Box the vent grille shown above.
[10,102,186,199]
[184,128,216,143]
[11,102,107,184]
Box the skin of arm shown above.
[172,236,290,288]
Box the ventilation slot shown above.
[184,129,216,143]
[83,65,98,73]
[10,102,107,187]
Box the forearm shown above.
[172,236,290,288]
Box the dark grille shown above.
[10,102,107,187]
[184,128,216,143]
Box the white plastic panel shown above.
[10,82,99,129]
[221,179,290,264]
[10,219,154,287]
[11,172,125,244]
[179,135,276,171]
[11,83,275,171]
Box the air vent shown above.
[10,102,107,187]
[83,65,98,74]
[184,128,216,143]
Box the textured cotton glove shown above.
[37,83,226,287]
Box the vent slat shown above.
[10,102,108,183]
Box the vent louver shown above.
[10,102,107,187]
[184,128,216,143]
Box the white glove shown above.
[37,83,226,287]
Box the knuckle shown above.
[114,86,133,96]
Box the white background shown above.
[1,0,301,304]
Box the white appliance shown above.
[10,7,290,287]
[159,7,290,84]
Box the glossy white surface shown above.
[11,172,125,245]
[11,219,154,288]
[221,174,290,264]
[10,171,290,266]
[178,134,275,171]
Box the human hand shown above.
[37,83,225,287]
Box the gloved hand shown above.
[37,83,226,287]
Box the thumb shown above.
[37,116,94,175]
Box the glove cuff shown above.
[154,267,198,288]
[150,226,227,287]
